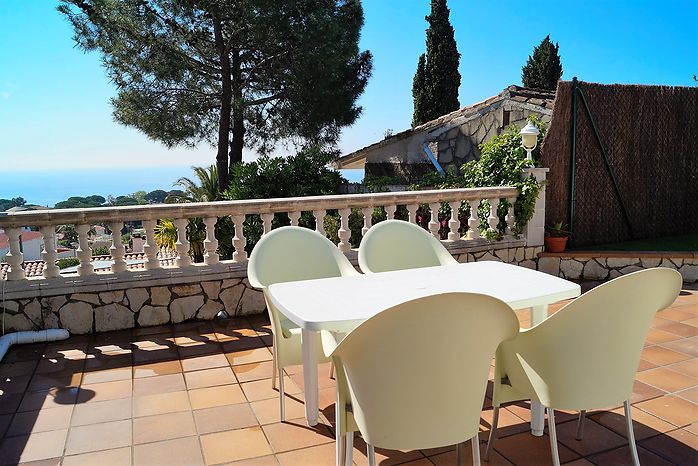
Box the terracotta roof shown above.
[335,85,556,168]
[1,252,177,280]
[0,230,44,250]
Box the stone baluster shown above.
[505,197,517,237]
[288,211,301,226]
[313,210,325,235]
[385,205,396,220]
[261,213,273,235]
[447,201,461,241]
[109,221,127,273]
[76,224,94,276]
[203,217,219,265]
[174,218,191,267]
[487,198,501,233]
[466,200,481,240]
[338,208,351,252]
[143,220,161,270]
[40,225,60,278]
[361,207,373,236]
[428,202,440,238]
[232,214,248,262]
[407,204,419,224]
[4,228,25,281]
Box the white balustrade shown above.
[109,221,127,273]
[203,217,220,265]
[76,224,94,276]
[40,226,59,278]
[0,185,530,283]
[143,220,161,270]
[174,218,191,268]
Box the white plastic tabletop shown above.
[267,261,581,332]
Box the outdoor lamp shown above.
[520,120,540,164]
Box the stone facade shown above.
[1,278,264,334]
[539,254,698,283]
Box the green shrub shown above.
[92,246,111,256]
[57,258,80,269]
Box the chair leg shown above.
[344,432,354,466]
[336,424,344,466]
[471,434,481,466]
[576,410,586,440]
[547,408,561,466]
[484,406,499,461]
[278,365,286,422]
[456,442,463,466]
[624,400,641,466]
[329,361,335,379]
[271,347,277,389]
[367,444,376,466]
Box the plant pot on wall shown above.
[544,236,568,253]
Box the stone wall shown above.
[539,253,698,283]
[0,240,539,334]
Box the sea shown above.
[0,167,365,208]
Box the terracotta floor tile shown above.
[78,379,132,403]
[132,360,182,378]
[34,358,85,376]
[587,444,674,466]
[188,384,246,410]
[233,361,274,383]
[2,344,46,363]
[0,428,67,465]
[636,367,698,392]
[133,436,204,466]
[275,442,338,466]
[17,457,63,466]
[178,342,223,359]
[226,455,279,465]
[83,353,132,371]
[666,358,698,378]
[133,390,191,418]
[250,396,306,425]
[637,359,659,372]
[591,406,677,440]
[686,421,698,435]
[133,411,197,444]
[184,366,237,389]
[132,347,180,364]
[240,376,301,402]
[225,347,272,366]
[641,346,691,366]
[676,385,698,404]
[6,405,73,436]
[351,435,427,466]
[553,417,627,456]
[1,374,31,395]
[636,395,698,427]
[81,367,132,385]
[180,353,229,372]
[262,418,334,453]
[645,328,683,344]
[684,316,698,327]
[640,428,698,464]
[630,380,667,404]
[133,373,185,396]
[0,413,11,437]
[479,407,530,438]
[18,387,79,412]
[428,441,513,466]
[661,322,698,338]
[65,419,131,455]
[193,402,258,434]
[652,316,676,329]
[0,360,38,378]
[0,392,23,414]
[491,430,579,465]
[200,426,272,464]
[71,397,132,426]
[61,447,132,466]
[661,336,698,358]
[658,307,697,322]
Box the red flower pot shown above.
[544,236,568,253]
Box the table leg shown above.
[530,304,548,436]
[301,328,319,426]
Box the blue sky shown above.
[0,1,696,203]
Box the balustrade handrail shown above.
[0,186,517,228]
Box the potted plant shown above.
[545,222,571,253]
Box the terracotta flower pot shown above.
[544,236,568,253]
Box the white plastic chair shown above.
[485,268,682,466]
[358,219,458,273]
[248,226,359,420]
[322,292,519,466]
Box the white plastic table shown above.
[267,261,581,434]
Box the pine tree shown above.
[411,0,461,127]
[521,35,563,90]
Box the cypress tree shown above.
[521,35,563,90]
[411,0,461,127]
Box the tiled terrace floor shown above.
[1,287,697,465]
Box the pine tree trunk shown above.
[229,48,245,168]
[214,18,231,192]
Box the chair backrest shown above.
[331,292,519,450]
[503,267,682,410]
[358,220,457,273]
[248,226,358,289]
